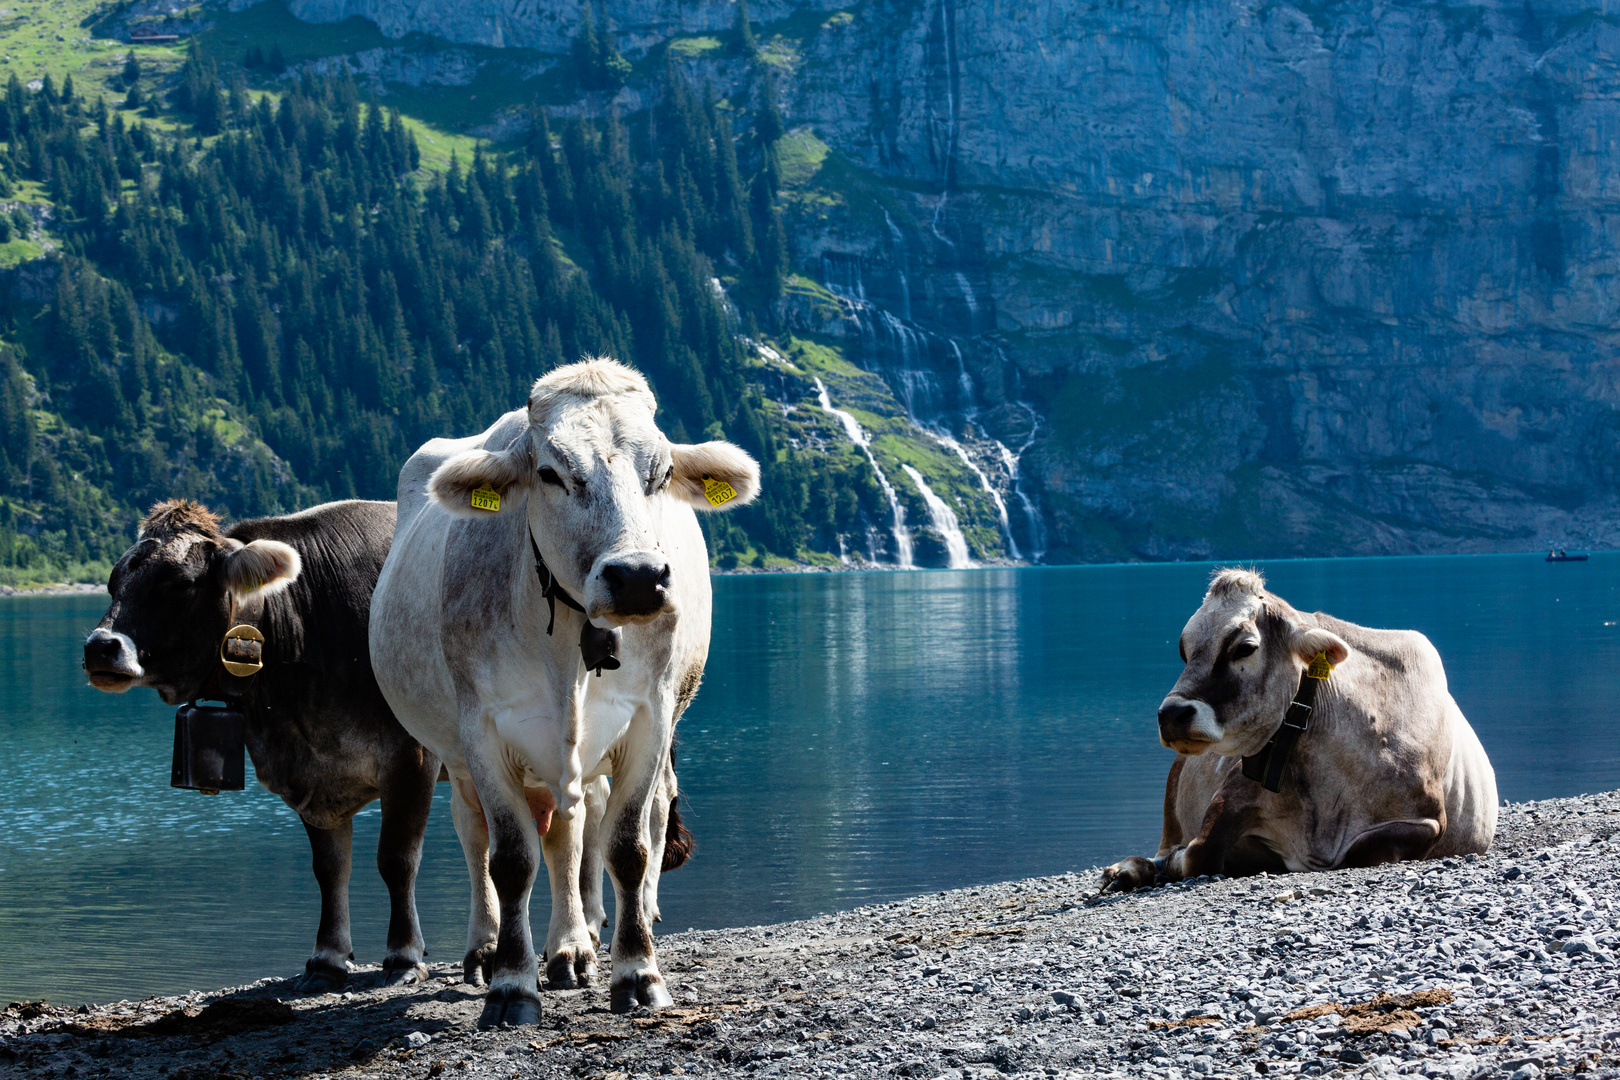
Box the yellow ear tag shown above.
[702,475,736,508]
[470,485,501,512]
[1306,650,1335,679]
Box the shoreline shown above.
[3,546,1609,598]
[0,582,105,598]
[3,791,1616,1079]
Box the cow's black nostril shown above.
[1158,701,1198,729]
[84,636,119,665]
[83,631,137,676]
[602,559,671,615]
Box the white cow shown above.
[369,359,758,1026]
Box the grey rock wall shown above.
[782,0,1620,559]
[247,0,1620,560]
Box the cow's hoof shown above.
[1102,856,1158,892]
[544,948,596,990]
[610,974,672,1014]
[463,945,496,987]
[295,958,349,994]
[382,957,430,986]
[477,987,542,1029]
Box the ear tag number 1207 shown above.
[702,475,736,507]
[470,485,501,512]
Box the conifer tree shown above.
[734,0,758,57]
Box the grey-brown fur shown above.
[1104,568,1497,890]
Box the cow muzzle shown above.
[83,629,143,691]
[593,553,673,623]
[1157,695,1222,754]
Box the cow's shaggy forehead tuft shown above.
[529,357,656,424]
[139,499,222,540]
[1205,566,1266,602]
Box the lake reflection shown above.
[1,555,1616,1003]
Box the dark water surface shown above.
[2,555,1617,1003]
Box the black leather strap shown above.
[529,528,621,676]
[198,590,266,703]
[1242,668,1320,793]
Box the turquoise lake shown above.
[2,555,1617,1004]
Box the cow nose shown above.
[1157,700,1199,733]
[601,558,671,616]
[83,629,139,676]
[84,630,121,668]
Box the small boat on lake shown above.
[1546,550,1589,562]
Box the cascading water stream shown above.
[937,432,1018,561]
[998,388,1048,563]
[815,378,914,569]
[821,257,1037,562]
[901,464,974,569]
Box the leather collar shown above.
[1241,665,1321,793]
[529,528,620,676]
[199,590,267,702]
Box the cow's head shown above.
[426,358,758,625]
[1157,568,1350,756]
[83,500,301,703]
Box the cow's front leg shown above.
[1101,855,1164,892]
[603,749,674,1013]
[470,764,543,1028]
[376,751,438,986]
[538,787,597,988]
[579,776,609,951]
[641,772,671,926]
[449,778,499,985]
[1103,783,1258,891]
[297,818,355,992]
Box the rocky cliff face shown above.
[249,0,1620,562]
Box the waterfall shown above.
[930,0,960,254]
[998,392,1047,563]
[937,432,1019,561]
[820,152,1050,564]
[815,378,914,569]
[884,210,913,321]
[902,464,974,569]
[820,256,1034,562]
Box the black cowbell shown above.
[171,703,247,793]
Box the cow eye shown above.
[538,466,564,488]
[1230,642,1258,661]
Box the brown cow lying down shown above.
[1103,568,1497,891]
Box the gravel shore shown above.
[0,583,104,598]
[4,790,1617,1080]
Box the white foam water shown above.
[902,464,974,569]
[816,378,914,568]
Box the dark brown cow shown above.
[83,499,437,991]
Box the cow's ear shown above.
[222,539,301,601]
[669,441,760,511]
[429,447,533,516]
[1290,624,1351,666]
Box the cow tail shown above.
[661,793,694,872]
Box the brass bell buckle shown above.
[220,624,265,677]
